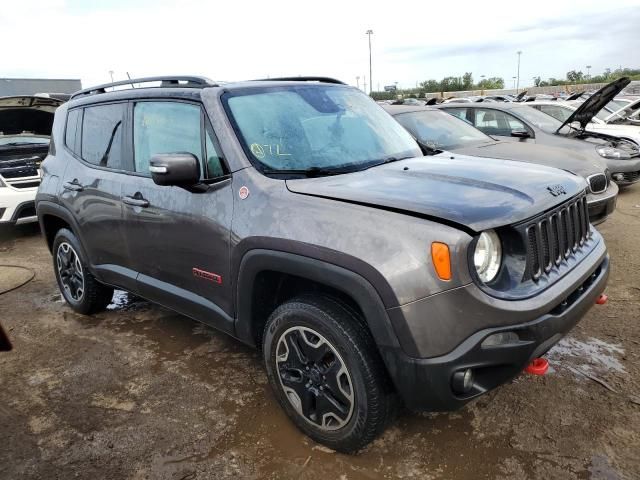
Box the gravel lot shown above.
[1,187,639,480]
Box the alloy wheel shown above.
[56,242,85,302]
[275,326,354,430]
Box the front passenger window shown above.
[133,102,202,175]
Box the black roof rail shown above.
[252,76,346,85]
[70,76,218,100]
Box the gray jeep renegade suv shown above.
[36,76,609,452]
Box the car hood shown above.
[603,97,640,123]
[0,95,64,136]
[452,141,607,178]
[557,78,630,132]
[285,154,586,232]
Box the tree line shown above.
[372,67,640,99]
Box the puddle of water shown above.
[107,290,149,311]
[547,337,625,374]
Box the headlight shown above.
[596,145,631,159]
[473,230,502,283]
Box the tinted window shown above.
[446,108,470,122]
[536,105,573,122]
[473,109,527,136]
[205,126,225,178]
[65,108,82,155]
[81,104,124,168]
[395,110,491,150]
[133,102,202,175]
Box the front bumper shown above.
[586,182,618,225]
[0,186,38,224]
[604,158,640,185]
[382,235,609,412]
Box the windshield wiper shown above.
[262,165,355,177]
[363,155,415,170]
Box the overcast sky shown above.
[2,0,639,91]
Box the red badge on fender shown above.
[239,186,250,200]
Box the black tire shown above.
[52,228,113,315]
[263,295,394,453]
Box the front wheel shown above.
[262,296,393,453]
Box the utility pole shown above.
[366,29,373,95]
[363,75,367,95]
[356,76,360,90]
[516,51,522,93]
[109,70,114,82]
[512,76,517,89]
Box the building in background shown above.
[0,78,81,97]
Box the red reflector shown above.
[525,358,549,376]
[595,294,608,305]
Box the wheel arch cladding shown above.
[235,249,402,353]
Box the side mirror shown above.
[511,129,530,138]
[149,153,200,186]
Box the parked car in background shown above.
[529,99,640,148]
[383,105,618,224]
[0,95,63,224]
[37,75,609,452]
[437,80,640,188]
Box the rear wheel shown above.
[263,295,393,453]
[52,229,113,315]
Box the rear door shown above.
[119,99,234,332]
[59,103,133,289]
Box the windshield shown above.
[224,85,421,172]
[395,110,492,149]
[514,106,563,133]
[0,135,49,146]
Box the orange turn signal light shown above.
[431,242,452,281]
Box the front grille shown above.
[525,194,590,281]
[588,173,607,194]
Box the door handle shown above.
[123,195,149,208]
[63,180,84,192]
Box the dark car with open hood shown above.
[437,78,640,188]
[37,76,609,453]
[0,95,64,224]
[383,105,618,224]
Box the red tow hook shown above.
[525,358,549,376]
[596,294,608,305]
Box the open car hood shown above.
[0,95,64,136]
[603,97,640,123]
[557,78,630,133]
[286,154,586,232]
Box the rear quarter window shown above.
[81,103,125,169]
[65,108,82,155]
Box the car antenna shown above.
[126,72,136,88]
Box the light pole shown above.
[586,65,592,80]
[366,29,373,95]
[516,50,522,93]
[512,76,517,89]
[109,70,114,82]
[356,76,360,90]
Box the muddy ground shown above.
[1,188,639,480]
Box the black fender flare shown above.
[234,249,401,352]
[36,201,91,264]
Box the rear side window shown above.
[81,103,125,169]
[65,108,82,155]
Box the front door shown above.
[120,100,234,332]
[472,108,534,143]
